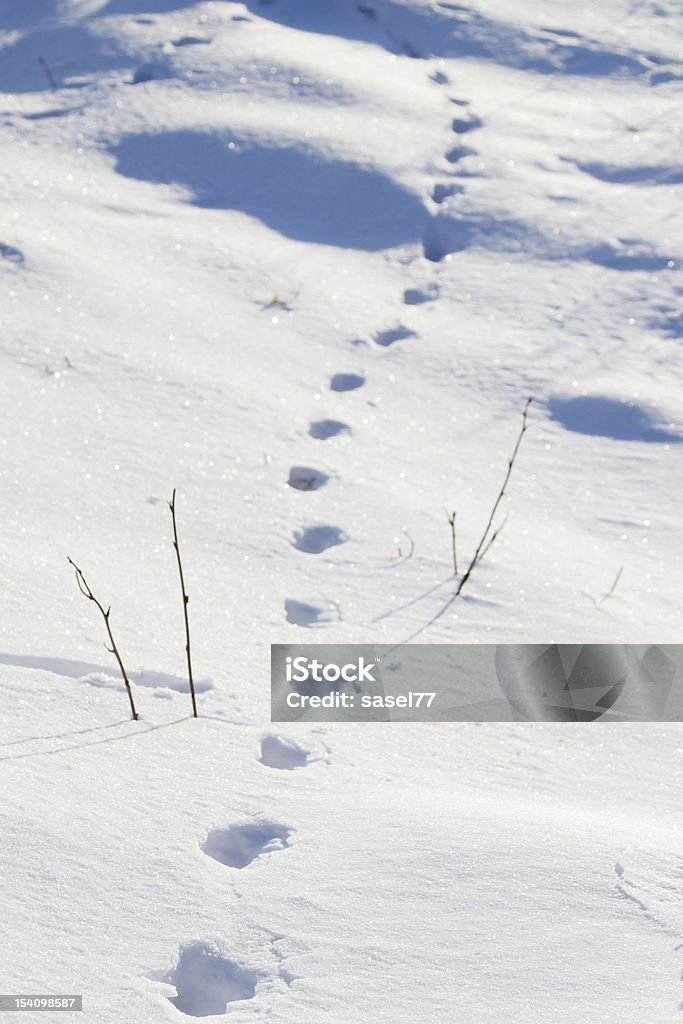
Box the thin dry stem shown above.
[169,489,197,718]
[601,566,624,604]
[455,398,532,598]
[447,510,458,575]
[67,557,138,720]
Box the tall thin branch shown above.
[67,557,138,720]
[169,489,197,717]
[447,510,458,575]
[455,398,532,598]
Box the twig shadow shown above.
[0,717,189,763]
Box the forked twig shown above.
[169,489,197,717]
[455,398,532,598]
[67,557,138,720]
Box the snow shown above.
[1,0,682,1019]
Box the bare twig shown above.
[169,489,197,717]
[446,510,458,575]
[455,398,532,598]
[601,566,624,604]
[38,56,57,90]
[67,557,138,720]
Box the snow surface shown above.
[1,0,683,1020]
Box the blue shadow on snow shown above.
[113,131,426,251]
[547,396,682,443]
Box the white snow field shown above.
[1,0,683,1020]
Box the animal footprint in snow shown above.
[422,213,471,262]
[404,284,439,305]
[432,182,464,204]
[308,419,351,440]
[288,466,328,491]
[132,58,176,85]
[446,144,476,164]
[284,598,341,627]
[452,114,482,133]
[292,525,347,554]
[202,822,292,869]
[164,942,257,1016]
[260,733,308,770]
[0,242,24,264]
[373,325,417,347]
[171,35,212,47]
[330,372,365,392]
